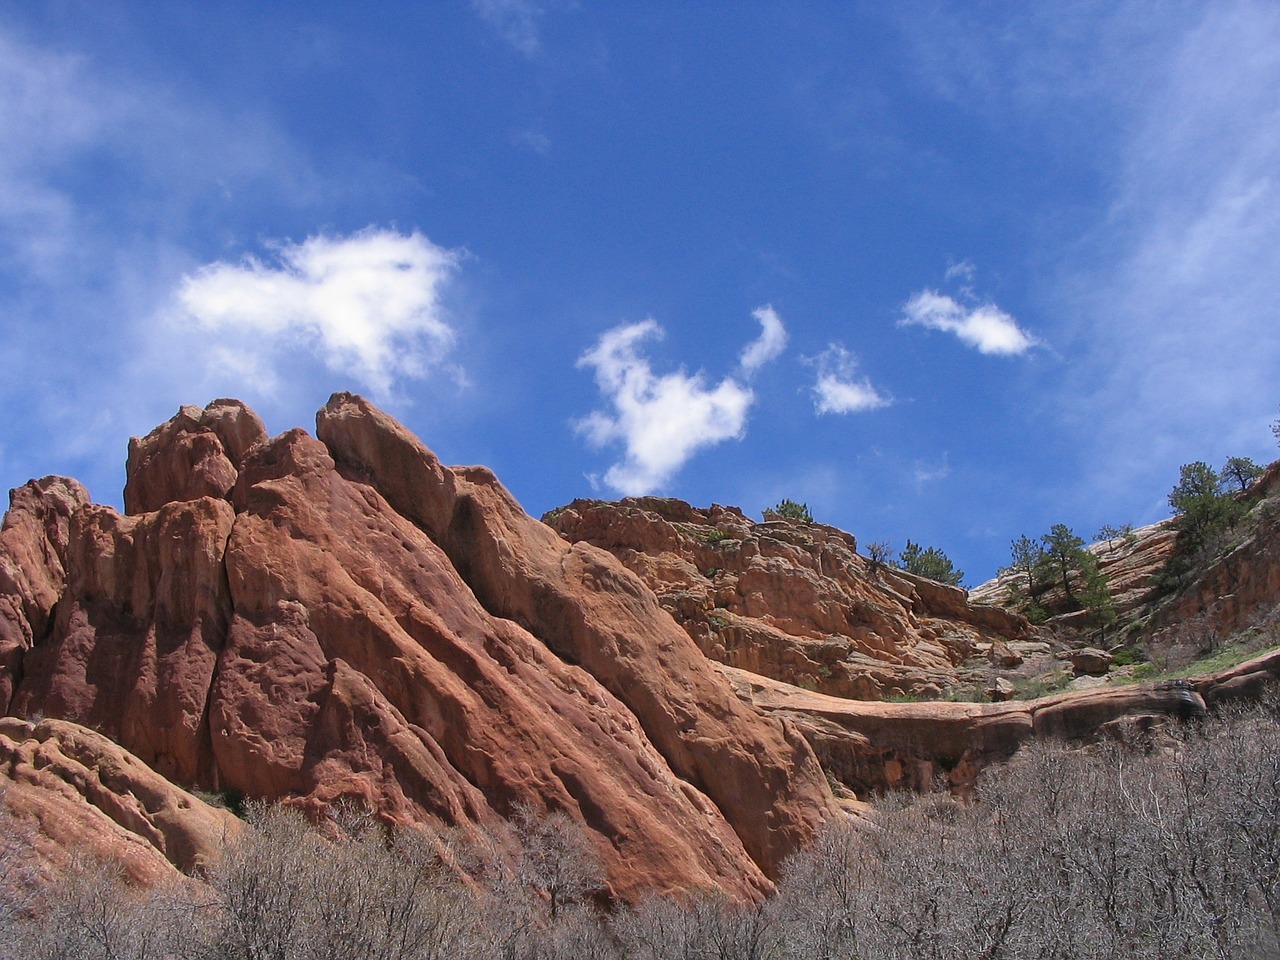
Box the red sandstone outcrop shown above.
[0,396,839,900]
[544,498,1036,700]
[968,519,1180,625]
[314,393,840,881]
[0,477,88,713]
[4,395,1276,901]
[1145,467,1280,641]
[971,460,1280,644]
[721,648,1280,797]
[123,399,266,516]
[0,716,241,888]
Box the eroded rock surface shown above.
[4,395,1277,902]
[0,717,241,887]
[720,644,1280,799]
[972,461,1280,644]
[544,498,1035,700]
[1,396,839,900]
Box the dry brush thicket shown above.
[3,700,1278,960]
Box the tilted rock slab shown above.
[0,716,241,890]
[1,395,839,899]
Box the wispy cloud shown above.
[1073,1,1280,466]
[471,0,546,57]
[913,453,951,484]
[174,229,462,399]
[513,127,552,156]
[944,259,976,284]
[738,304,789,376]
[0,26,320,499]
[900,1,1280,514]
[809,343,891,415]
[575,319,757,495]
[900,289,1038,356]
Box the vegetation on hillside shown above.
[895,540,964,587]
[4,699,1277,960]
[767,499,813,523]
[1000,523,1115,633]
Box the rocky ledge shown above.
[545,497,1035,700]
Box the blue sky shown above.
[1,2,1277,584]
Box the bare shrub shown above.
[6,855,189,960]
[773,706,1280,959]
[613,892,777,960]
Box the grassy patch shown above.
[1130,640,1276,682]
[1011,671,1074,701]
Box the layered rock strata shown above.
[0,716,241,889]
[971,459,1280,642]
[545,498,1035,699]
[726,646,1280,797]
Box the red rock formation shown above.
[1,396,839,900]
[0,717,241,886]
[123,399,266,516]
[721,663,1212,797]
[314,393,840,881]
[1146,478,1280,641]
[972,461,1280,646]
[5,395,1275,901]
[13,496,234,787]
[0,477,88,713]
[718,644,1280,800]
[544,498,1035,700]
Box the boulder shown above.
[987,677,1017,702]
[1069,648,1114,676]
[987,638,1024,669]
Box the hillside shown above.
[2,394,1278,904]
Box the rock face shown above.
[544,498,1035,700]
[0,396,839,900]
[724,648,1280,798]
[971,461,1280,645]
[1145,462,1280,641]
[969,519,1180,626]
[0,716,241,889]
[4,395,1277,901]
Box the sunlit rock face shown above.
[0,394,840,901]
[544,497,1035,700]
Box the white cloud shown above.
[900,289,1038,356]
[471,0,545,57]
[176,229,462,398]
[738,304,789,376]
[944,259,976,285]
[897,2,1280,522]
[913,453,951,484]
[575,319,755,495]
[0,27,325,503]
[809,343,891,415]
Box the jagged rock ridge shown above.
[3,396,1278,900]
[1,395,839,901]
